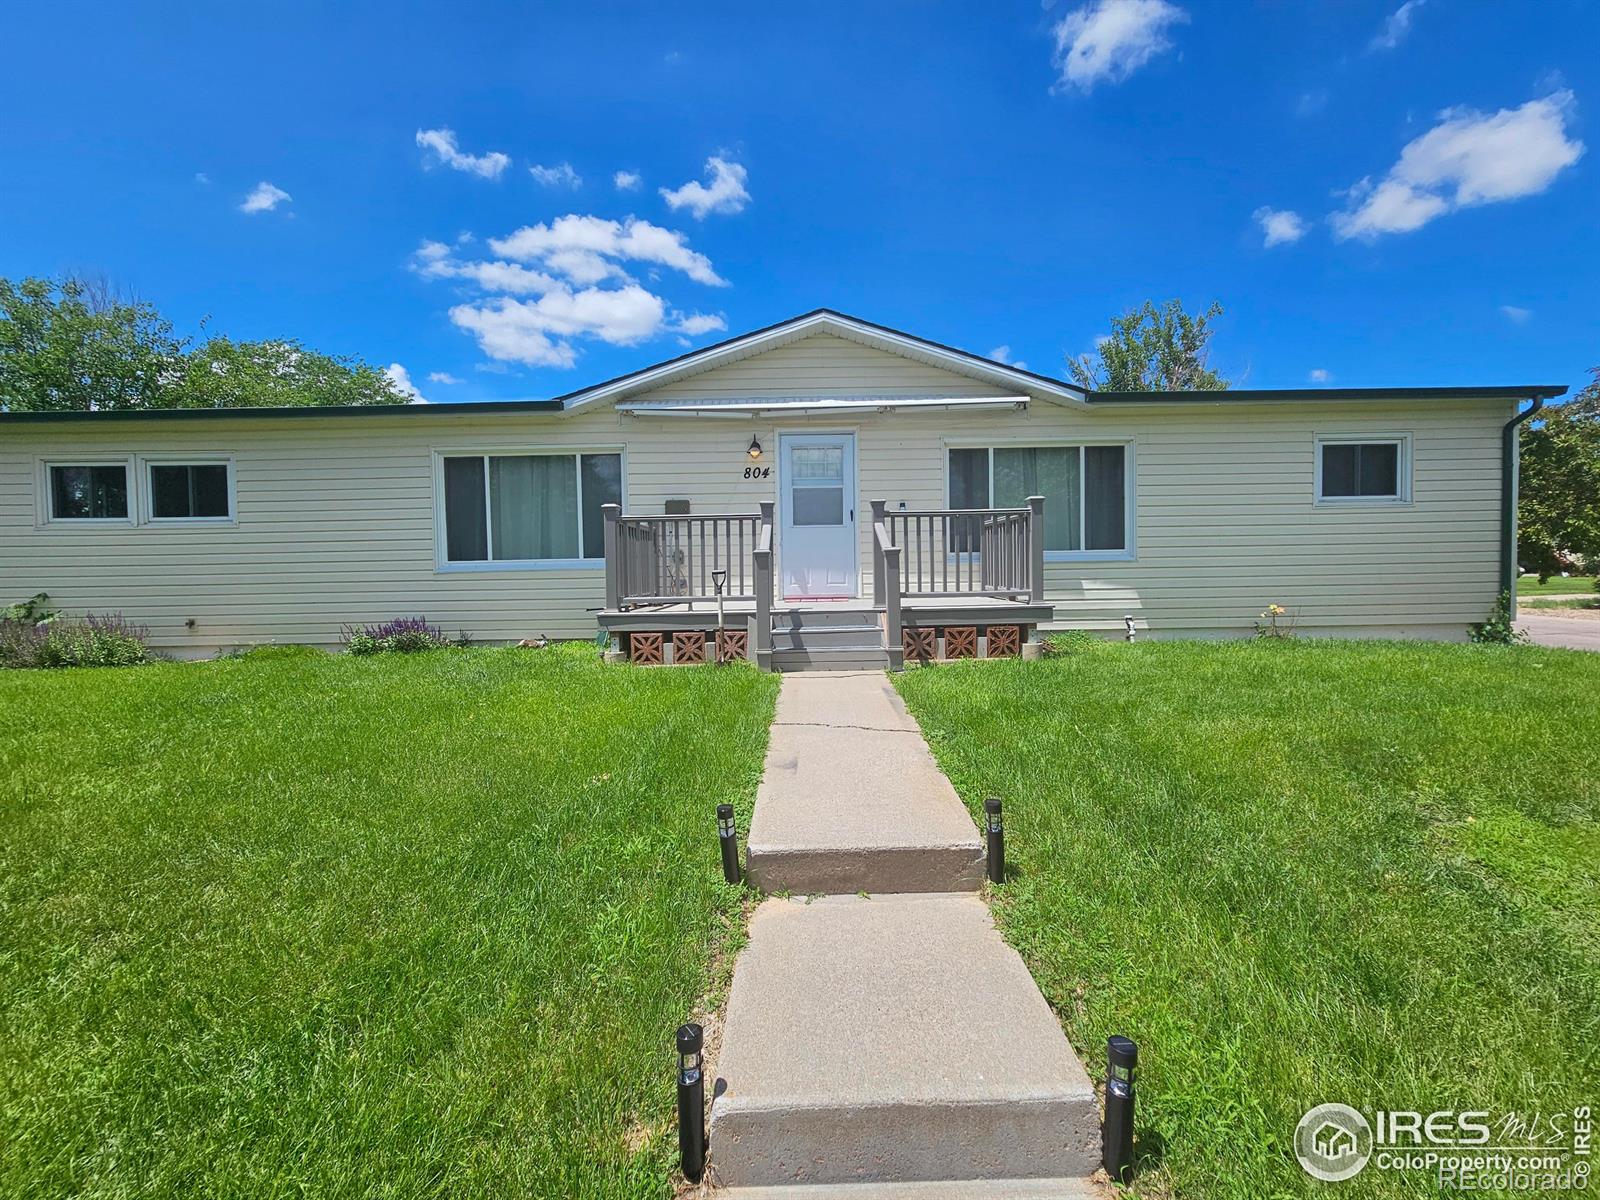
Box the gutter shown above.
[1501,395,1547,603]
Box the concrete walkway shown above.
[745,673,984,894]
[710,672,1101,1195]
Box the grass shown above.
[896,640,1600,1199]
[1520,596,1600,611]
[1517,574,1597,596]
[0,645,778,1199]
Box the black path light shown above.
[983,797,1004,884]
[1103,1035,1139,1184]
[717,803,741,884]
[677,1022,706,1182]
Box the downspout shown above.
[1500,395,1545,604]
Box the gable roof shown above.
[0,307,1566,424]
[551,308,1090,411]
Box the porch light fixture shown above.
[747,435,763,460]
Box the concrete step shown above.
[745,674,983,892]
[771,647,891,672]
[771,623,886,652]
[709,894,1101,1190]
[722,1179,1106,1199]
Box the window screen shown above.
[50,465,128,520]
[150,464,230,519]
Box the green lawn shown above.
[1521,596,1600,611]
[896,640,1600,1199]
[0,645,778,1199]
[1518,574,1597,596]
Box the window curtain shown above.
[491,455,578,560]
[995,447,1081,551]
[443,457,488,561]
[1084,446,1126,550]
[579,453,622,558]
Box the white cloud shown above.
[1253,206,1308,247]
[239,181,292,214]
[1369,0,1426,52]
[415,127,511,179]
[989,345,1029,371]
[384,363,427,404]
[1295,89,1330,118]
[489,215,726,286]
[194,172,211,185]
[1309,368,1332,383]
[1331,91,1584,241]
[449,285,667,367]
[427,371,462,385]
[614,170,642,191]
[672,312,727,336]
[1500,305,1533,323]
[660,156,750,219]
[530,162,582,188]
[1051,0,1188,93]
[417,214,728,369]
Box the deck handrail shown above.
[872,497,1045,603]
[602,506,765,608]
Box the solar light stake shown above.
[984,797,1005,884]
[677,1023,706,1182]
[1103,1035,1138,1185]
[1124,615,1137,643]
[717,804,741,884]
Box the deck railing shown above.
[870,497,1044,602]
[602,503,773,609]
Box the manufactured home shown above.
[0,310,1563,669]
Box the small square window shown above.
[150,464,231,519]
[50,465,129,519]
[1318,440,1405,501]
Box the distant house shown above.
[0,309,1563,669]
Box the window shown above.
[149,463,231,520]
[947,444,1130,554]
[49,464,129,520]
[1317,437,1408,502]
[441,451,621,565]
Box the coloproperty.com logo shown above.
[1294,1103,1592,1191]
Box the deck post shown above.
[870,499,887,606]
[1028,495,1046,604]
[602,503,621,610]
[753,502,775,671]
[883,545,904,671]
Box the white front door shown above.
[779,432,857,599]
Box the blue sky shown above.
[2,1,1595,402]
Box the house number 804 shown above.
[742,466,771,479]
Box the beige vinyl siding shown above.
[0,334,1512,653]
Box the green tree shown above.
[0,276,185,412]
[0,275,409,411]
[171,337,407,409]
[1068,299,1229,391]
[1518,391,1600,581]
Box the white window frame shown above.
[431,445,627,572]
[36,457,137,527]
[943,438,1137,562]
[1314,433,1412,506]
[140,456,237,526]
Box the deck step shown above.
[746,673,982,891]
[771,647,891,672]
[771,622,886,652]
[709,894,1100,1189]
[773,606,884,628]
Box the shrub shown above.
[1470,590,1528,646]
[36,614,153,668]
[342,617,450,656]
[0,616,50,668]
